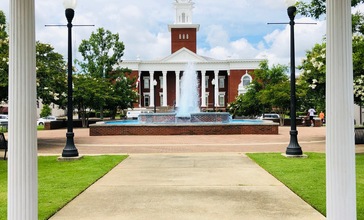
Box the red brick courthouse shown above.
[119,0,262,111]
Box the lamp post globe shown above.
[285,0,302,156]
[62,0,79,157]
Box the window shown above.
[205,93,209,106]
[182,13,186,23]
[179,34,181,39]
[218,76,225,88]
[186,34,189,39]
[218,93,225,107]
[144,93,150,107]
[144,77,150,89]
[243,75,251,87]
[159,76,163,89]
[160,93,163,106]
[205,76,209,88]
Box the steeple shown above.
[174,0,194,24]
[169,0,200,54]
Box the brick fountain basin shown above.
[89,113,279,136]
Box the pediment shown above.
[161,48,207,63]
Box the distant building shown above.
[120,0,263,111]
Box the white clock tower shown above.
[169,0,200,53]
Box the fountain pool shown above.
[89,62,279,136]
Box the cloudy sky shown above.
[0,0,355,68]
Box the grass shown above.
[0,155,128,220]
[247,153,364,219]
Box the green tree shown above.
[36,42,67,107]
[0,10,67,106]
[0,11,9,102]
[227,60,290,125]
[77,28,125,118]
[73,74,110,127]
[297,0,364,19]
[40,105,52,118]
[297,43,326,112]
[104,69,139,119]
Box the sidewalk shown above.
[38,126,335,219]
[49,153,325,220]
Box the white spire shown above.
[174,0,194,24]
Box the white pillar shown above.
[214,70,219,107]
[201,70,206,107]
[175,71,181,107]
[162,71,167,107]
[138,71,141,108]
[149,71,154,107]
[326,1,356,219]
[8,0,38,219]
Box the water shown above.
[104,119,265,125]
[176,62,200,117]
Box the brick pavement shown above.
[37,126,364,155]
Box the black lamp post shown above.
[62,0,79,157]
[285,1,302,155]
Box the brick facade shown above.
[90,123,278,136]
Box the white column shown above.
[149,71,154,107]
[326,1,356,219]
[175,71,181,107]
[162,71,167,107]
[201,70,206,107]
[214,70,219,107]
[8,1,38,219]
[138,71,141,108]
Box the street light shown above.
[62,0,79,157]
[285,0,303,156]
[211,79,216,111]
[153,79,157,113]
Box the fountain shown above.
[89,62,279,135]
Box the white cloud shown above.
[0,0,329,67]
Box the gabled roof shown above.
[161,47,208,63]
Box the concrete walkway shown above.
[49,152,325,220]
[39,126,357,219]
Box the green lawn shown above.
[247,153,364,219]
[0,155,127,220]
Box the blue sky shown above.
[0,0,342,68]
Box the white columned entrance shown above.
[326,0,357,219]
[175,71,181,107]
[214,70,219,107]
[149,71,155,107]
[8,0,38,219]
[162,71,168,107]
[201,70,206,107]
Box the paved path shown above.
[50,153,325,220]
[38,126,362,219]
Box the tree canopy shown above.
[227,60,290,124]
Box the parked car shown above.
[37,116,57,126]
[126,110,153,119]
[258,113,280,120]
[0,114,8,130]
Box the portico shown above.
[120,48,260,111]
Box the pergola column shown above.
[162,71,167,107]
[326,0,357,219]
[8,0,38,219]
[201,70,206,107]
[149,71,155,107]
[175,71,181,107]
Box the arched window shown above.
[179,34,181,39]
[182,34,185,39]
[182,13,186,23]
[186,34,189,39]
[243,75,251,86]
